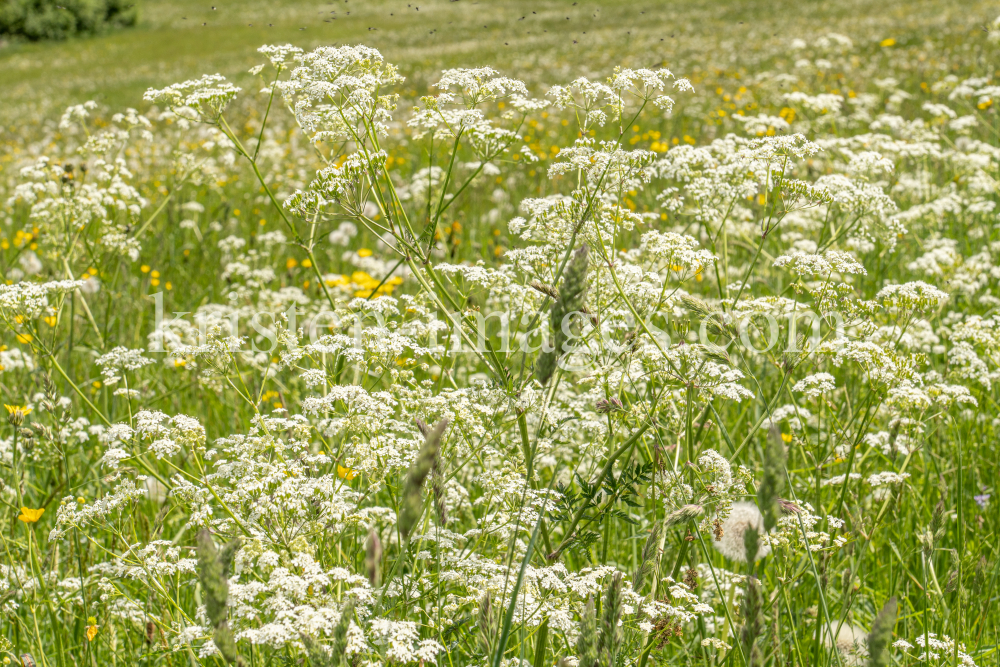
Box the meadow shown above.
[2,0,1000,665]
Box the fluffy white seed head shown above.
[712,501,771,562]
[824,623,869,666]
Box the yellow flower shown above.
[17,507,44,523]
[4,405,31,427]
[86,625,99,642]
[880,38,896,47]
[337,465,358,481]
[43,316,57,327]
[781,432,793,443]
[358,248,373,258]
[140,265,151,273]
[301,258,312,268]
[5,404,30,425]
[286,258,298,269]
[351,271,374,285]
[15,333,32,344]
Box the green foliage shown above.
[598,573,625,667]
[398,418,448,540]
[554,461,653,557]
[759,426,787,531]
[536,244,589,385]
[866,597,897,667]
[576,596,599,667]
[532,618,549,667]
[477,592,498,658]
[740,576,764,667]
[567,576,626,667]
[302,599,354,667]
[418,417,449,524]
[196,530,244,665]
[631,523,661,593]
[0,0,136,41]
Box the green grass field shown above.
[1,0,996,117]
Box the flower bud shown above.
[595,397,624,414]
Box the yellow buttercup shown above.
[17,507,44,523]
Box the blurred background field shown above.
[1,0,998,122]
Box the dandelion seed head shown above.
[824,623,869,666]
[712,501,771,562]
